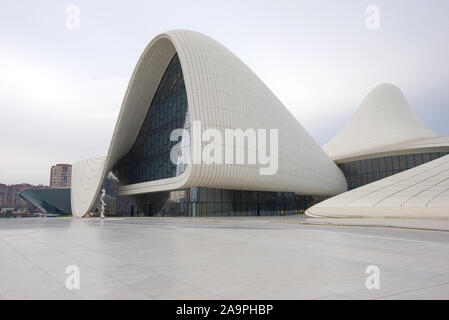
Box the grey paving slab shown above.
[1,217,449,299]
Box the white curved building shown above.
[321,83,449,191]
[306,83,449,218]
[306,154,449,218]
[71,30,347,218]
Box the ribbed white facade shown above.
[71,30,347,218]
[306,154,449,218]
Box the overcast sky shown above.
[1,0,448,185]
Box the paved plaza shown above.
[1,216,449,299]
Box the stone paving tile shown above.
[1,217,449,299]
[379,283,449,300]
[73,283,152,300]
[2,287,79,300]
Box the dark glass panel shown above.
[399,155,407,169]
[407,154,414,168]
[361,175,367,186]
[355,161,361,174]
[207,202,214,215]
[222,190,230,202]
[222,203,230,215]
[392,156,400,170]
[207,188,214,202]
[415,154,423,166]
[200,188,207,203]
[385,157,393,170]
[379,158,386,171]
[215,189,222,203]
[358,160,365,173]
[366,159,373,171]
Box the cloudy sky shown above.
[1,0,448,185]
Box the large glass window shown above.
[130,187,321,217]
[338,151,449,190]
[112,53,189,185]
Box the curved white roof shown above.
[332,135,449,163]
[71,30,347,217]
[323,84,437,161]
[306,154,449,218]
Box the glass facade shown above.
[339,151,449,190]
[131,187,327,217]
[19,188,72,215]
[113,53,189,185]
